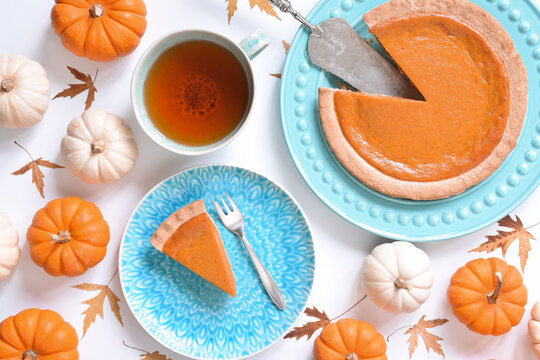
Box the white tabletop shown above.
[1,0,540,359]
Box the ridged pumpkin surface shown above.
[51,0,147,61]
[447,257,527,335]
[0,308,79,360]
[313,318,387,360]
[27,196,110,277]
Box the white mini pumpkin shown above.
[529,301,540,359]
[61,109,139,184]
[0,212,20,282]
[0,54,50,128]
[361,241,433,313]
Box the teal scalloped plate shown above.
[119,165,314,360]
[281,0,540,241]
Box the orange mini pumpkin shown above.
[27,196,110,277]
[51,0,147,62]
[0,308,79,360]
[447,257,527,335]
[313,318,387,360]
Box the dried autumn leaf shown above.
[73,276,123,337]
[270,73,282,79]
[53,66,98,111]
[72,283,105,291]
[225,0,279,23]
[304,306,330,321]
[141,351,171,360]
[226,0,238,23]
[248,0,279,19]
[404,316,448,359]
[11,142,64,198]
[282,40,290,54]
[123,341,172,360]
[284,319,330,340]
[105,287,123,326]
[470,215,536,272]
[77,285,107,337]
[284,306,330,340]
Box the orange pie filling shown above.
[150,200,236,297]
[161,213,236,297]
[333,14,510,181]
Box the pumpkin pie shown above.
[150,199,236,297]
[318,0,527,200]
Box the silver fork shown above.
[213,194,286,311]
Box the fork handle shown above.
[240,234,286,310]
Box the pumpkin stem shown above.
[89,3,105,18]
[50,230,71,244]
[22,350,38,360]
[394,278,410,290]
[91,139,105,154]
[1,79,14,93]
[487,271,503,304]
[345,353,358,360]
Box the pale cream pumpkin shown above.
[0,212,20,282]
[529,301,540,358]
[361,241,433,313]
[61,109,138,184]
[0,54,50,128]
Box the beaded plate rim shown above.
[118,164,315,360]
[280,0,540,241]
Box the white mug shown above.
[131,29,269,156]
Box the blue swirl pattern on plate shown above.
[119,165,314,359]
[281,0,540,241]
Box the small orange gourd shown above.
[313,318,387,360]
[51,0,147,62]
[0,308,79,360]
[27,196,110,277]
[447,257,527,335]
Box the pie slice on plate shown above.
[318,0,528,200]
[150,199,236,297]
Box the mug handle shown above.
[239,29,271,60]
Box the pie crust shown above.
[319,0,527,200]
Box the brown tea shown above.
[143,40,250,146]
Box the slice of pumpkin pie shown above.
[150,199,236,297]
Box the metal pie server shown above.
[268,0,422,99]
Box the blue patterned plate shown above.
[119,165,314,360]
[281,0,540,241]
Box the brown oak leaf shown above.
[53,66,98,111]
[404,316,448,359]
[470,215,536,272]
[123,341,172,360]
[225,0,279,23]
[304,306,330,321]
[11,141,64,198]
[284,306,330,340]
[270,73,282,79]
[73,276,123,337]
[282,40,290,54]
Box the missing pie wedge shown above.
[318,0,527,200]
[150,199,236,297]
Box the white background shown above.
[1,0,540,359]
